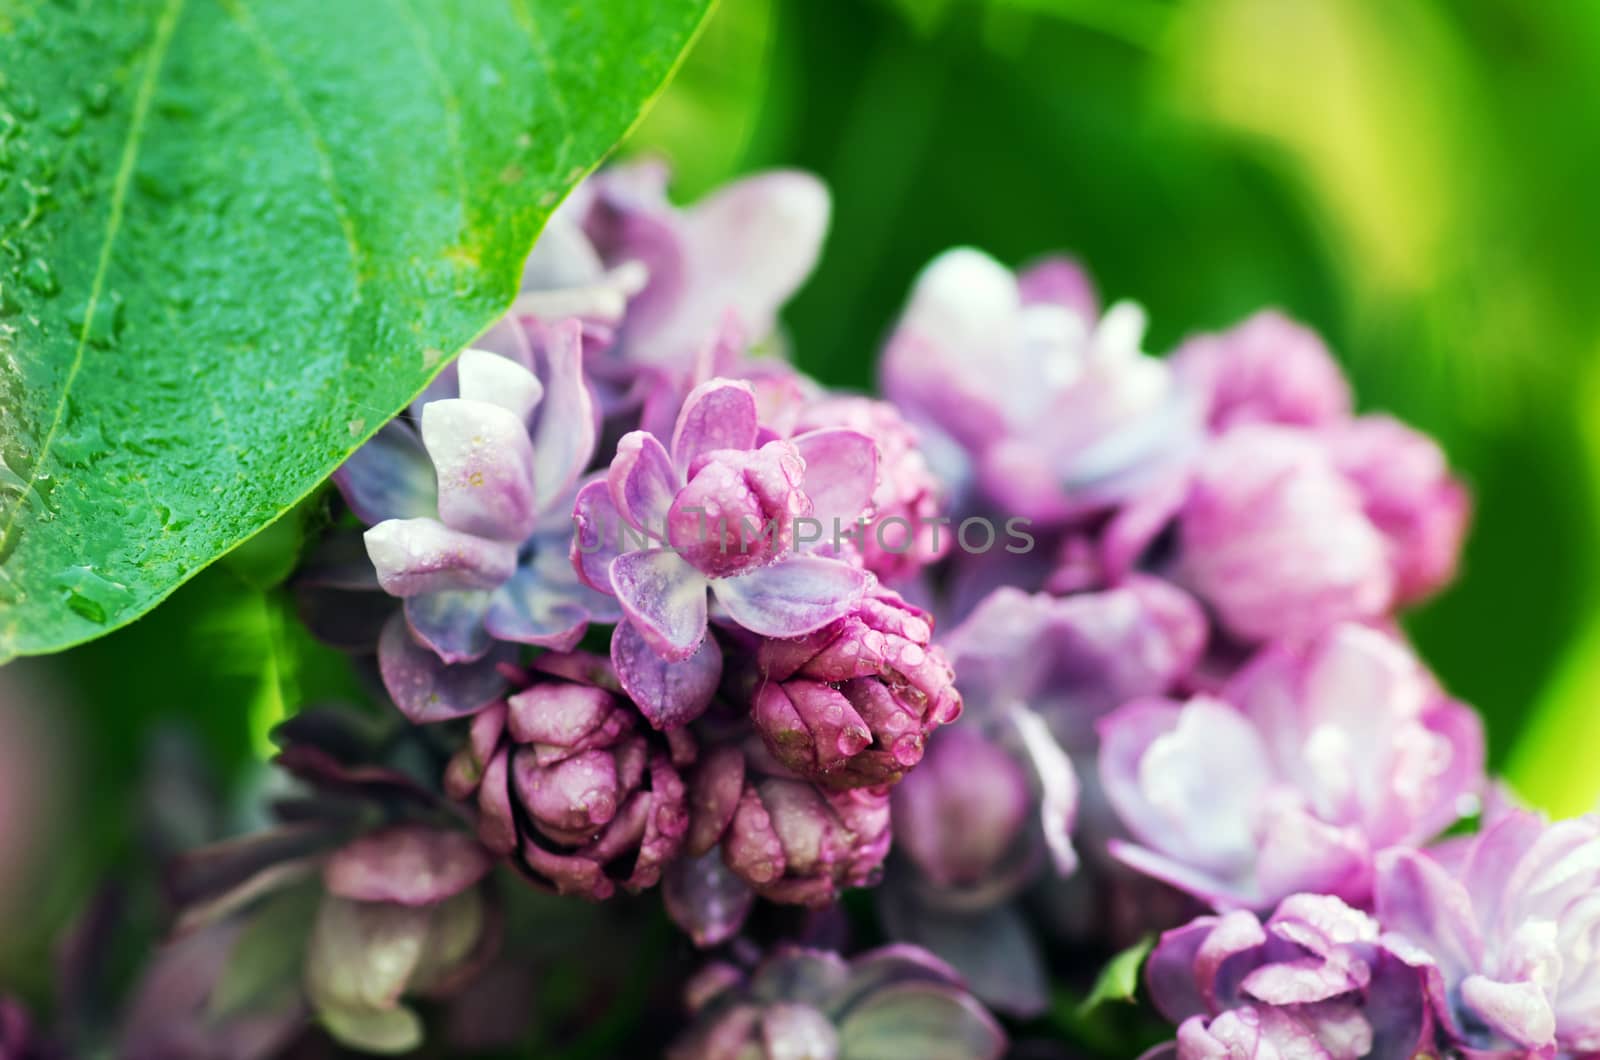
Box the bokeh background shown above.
[5,0,1600,1021]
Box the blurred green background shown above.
[7,0,1600,1016]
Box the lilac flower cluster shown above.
[139,164,1593,1059]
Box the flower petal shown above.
[792,427,879,534]
[404,590,493,664]
[663,850,755,949]
[323,826,493,906]
[334,421,438,524]
[611,617,723,730]
[610,549,710,660]
[421,399,540,542]
[456,347,544,422]
[364,518,518,597]
[377,614,511,723]
[609,430,678,535]
[529,318,598,512]
[673,379,759,476]
[1460,975,1557,1048]
[711,555,870,639]
[482,564,591,652]
[571,478,626,593]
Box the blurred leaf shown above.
[625,0,778,199]
[1077,935,1153,1016]
[0,0,711,662]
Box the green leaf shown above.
[1077,934,1154,1016]
[0,0,711,662]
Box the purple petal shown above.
[1460,975,1556,1048]
[377,614,512,723]
[672,379,759,476]
[323,826,493,905]
[1171,310,1352,432]
[608,431,678,535]
[626,170,829,369]
[364,518,518,597]
[334,421,439,525]
[456,348,544,422]
[528,319,598,512]
[405,590,493,664]
[890,725,1030,888]
[793,427,879,533]
[611,617,723,730]
[1374,848,1484,980]
[421,399,540,542]
[1145,917,1225,1024]
[1097,697,1272,905]
[835,982,1007,1060]
[571,477,625,593]
[1017,255,1099,317]
[482,564,590,652]
[664,850,755,948]
[610,549,710,660]
[879,249,1017,454]
[1009,706,1079,876]
[711,555,870,639]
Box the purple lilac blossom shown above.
[132,712,500,1057]
[877,581,1202,1014]
[1141,893,1433,1060]
[1104,311,1470,640]
[572,377,875,665]
[668,945,1006,1060]
[335,317,619,722]
[574,162,831,375]
[790,394,952,582]
[748,585,962,789]
[880,247,1201,524]
[662,740,892,944]
[1102,424,1396,644]
[1376,809,1600,1056]
[1171,310,1353,433]
[1100,623,1483,911]
[443,652,690,901]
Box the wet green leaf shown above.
[0,0,710,661]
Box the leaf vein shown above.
[0,0,188,555]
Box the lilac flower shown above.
[575,161,831,373]
[1106,316,1470,635]
[668,945,1006,1060]
[1104,424,1394,644]
[304,828,497,1053]
[1142,894,1433,1060]
[750,586,962,789]
[139,711,501,1058]
[790,395,951,582]
[1375,810,1600,1055]
[1171,310,1353,433]
[443,652,690,900]
[1325,414,1471,606]
[336,318,619,722]
[877,580,1202,1015]
[880,248,1200,524]
[572,377,875,665]
[663,742,892,945]
[1100,624,1483,911]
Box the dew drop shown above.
[53,566,132,625]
